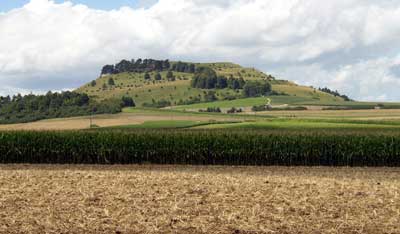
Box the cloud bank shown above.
[1,0,400,101]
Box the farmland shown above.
[0,110,235,131]
[0,165,399,234]
[1,94,399,233]
[1,130,400,166]
[1,59,400,233]
[1,107,400,131]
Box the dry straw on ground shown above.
[0,165,399,234]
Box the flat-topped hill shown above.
[77,59,347,108]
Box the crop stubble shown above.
[0,165,399,234]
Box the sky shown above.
[0,0,157,11]
[1,0,400,101]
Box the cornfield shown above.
[0,130,399,166]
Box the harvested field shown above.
[0,165,399,234]
[0,113,230,131]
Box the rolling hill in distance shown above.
[76,58,350,110]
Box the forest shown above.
[0,91,134,124]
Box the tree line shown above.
[101,59,196,75]
[0,91,135,124]
[318,87,351,101]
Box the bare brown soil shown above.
[0,165,399,234]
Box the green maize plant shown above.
[0,130,399,166]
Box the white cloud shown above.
[275,58,400,101]
[0,0,400,100]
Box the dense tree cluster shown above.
[318,87,351,101]
[227,107,243,114]
[166,71,175,81]
[101,59,171,75]
[0,91,133,124]
[154,73,162,80]
[199,107,221,113]
[171,62,196,73]
[243,81,272,97]
[100,59,197,76]
[108,78,115,86]
[191,67,245,89]
[227,75,246,89]
[121,96,135,107]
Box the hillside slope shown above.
[77,60,346,108]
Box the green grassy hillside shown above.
[77,61,346,109]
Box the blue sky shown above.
[1,0,155,12]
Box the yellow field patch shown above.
[0,113,229,131]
